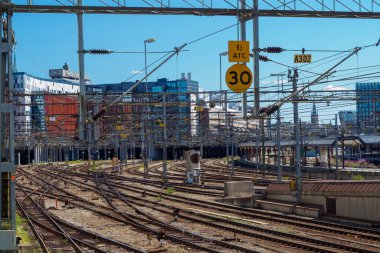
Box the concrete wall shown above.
[224,181,254,198]
[236,159,380,180]
[266,192,380,223]
[337,196,380,222]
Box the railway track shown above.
[16,171,144,253]
[23,165,380,252]
[96,172,380,253]
[19,168,263,252]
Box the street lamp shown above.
[144,37,156,86]
[143,38,156,174]
[219,51,228,93]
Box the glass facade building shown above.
[356,82,380,133]
[91,76,199,147]
[338,111,357,134]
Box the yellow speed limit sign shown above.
[225,64,253,93]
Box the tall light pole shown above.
[143,37,156,178]
[219,51,228,94]
[144,38,156,87]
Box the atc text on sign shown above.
[228,41,250,63]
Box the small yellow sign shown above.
[228,41,250,63]
[290,180,296,191]
[294,54,312,63]
[225,64,253,93]
[194,106,204,112]
[119,133,128,139]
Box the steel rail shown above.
[96,172,260,253]
[23,165,380,240]
[27,166,380,253]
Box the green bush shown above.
[166,187,175,194]
[352,174,365,180]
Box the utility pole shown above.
[230,116,234,175]
[162,93,167,181]
[240,0,248,119]
[253,0,260,116]
[225,91,229,169]
[270,73,285,182]
[335,114,339,180]
[290,68,302,204]
[255,127,259,172]
[276,109,281,181]
[0,3,16,251]
[77,0,86,143]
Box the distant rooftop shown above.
[49,62,90,81]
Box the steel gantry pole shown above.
[252,0,265,167]
[335,114,339,180]
[276,109,282,181]
[77,0,86,144]
[224,90,229,169]
[240,0,248,119]
[162,93,168,181]
[292,69,302,204]
[144,38,156,164]
[0,3,16,251]
[253,0,260,117]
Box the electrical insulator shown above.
[87,49,113,55]
[259,55,270,62]
[259,107,267,114]
[92,109,106,121]
[264,104,280,116]
[264,47,284,53]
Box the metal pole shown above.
[142,43,148,176]
[253,0,260,116]
[292,69,302,204]
[145,42,148,88]
[77,0,86,141]
[261,117,265,166]
[0,5,16,250]
[255,127,259,171]
[230,117,234,175]
[219,54,222,95]
[276,109,281,181]
[162,93,167,181]
[225,91,229,169]
[335,114,339,179]
[144,41,150,162]
[241,0,247,118]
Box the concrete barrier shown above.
[224,181,254,198]
[255,199,322,219]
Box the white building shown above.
[13,63,83,135]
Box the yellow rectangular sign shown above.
[294,54,312,63]
[194,106,204,112]
[228,41,250,63]
[290,180,296,191]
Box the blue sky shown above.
[13,10,380,123]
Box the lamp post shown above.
[144,38,156,87]
[219,51,228,94]
[143,38,156,177]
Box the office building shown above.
[356,82,380,133]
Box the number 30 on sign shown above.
[225,64,253,93]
